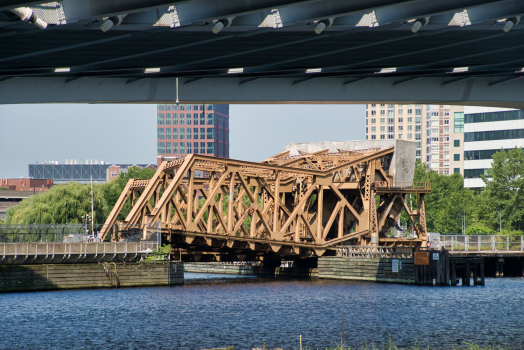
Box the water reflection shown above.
[0,275,523,350]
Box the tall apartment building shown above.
[463,107,523,189]
[365,104,464,175]
[156,103,230,160]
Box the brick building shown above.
[0,178,53,192]
[156,103,230,160]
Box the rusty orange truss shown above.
[99,147,429,257]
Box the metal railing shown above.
[375,181,431,191]
[334,245,415,258]
[439,235,524,252]
[0,241,159,259]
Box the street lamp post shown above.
[496,208,502,233]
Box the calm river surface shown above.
[1,274,524,350]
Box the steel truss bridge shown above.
[2,0,524,106]
[99,147,429,261]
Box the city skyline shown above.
[0,103,366,178]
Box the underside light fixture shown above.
[54,67,70,73]
[228,68,243,74]
[376,67,396,74]
[306,68,322,73]
[411,17,430,33]
[145,68,161,73]
[452,67,469,73]
[503,16,520,32]
[314,18,334,34]
[101,14,127,32]
[10,7,47,29]
[212,17,235,34]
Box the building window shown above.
[444,153,449,159]
[444,162,449,167]
[200,113,205,125]
[180,113,185,125]
[166,105,171,111]
[431,137,439,142]
[187,128,192,139]
[444,137,450,141]
[371,118,376,124]
[454,154,460,161]
[157,105,165,111]
[444,144,449,150]
[407,133,412,139]
[173,114,178,125]
[464,129,524,142]
[398,125,403,131]
[207,113,214,125]
[407,109,413,115]
[387,110,394,117]
[180,142,185,153]
[432,128,438,134]
[207,128,214,139]
[173,128,178,140]
[179,104,185,111]
[380,110,385,115]
[387,104,394,108]
[371,110,376,115]
[187,142,192,153]
[187,114,191,125]
[388,118,394,124]
[416,150,421,156]
[366,127,368,134]
[407,117,412,123]
[371,135,376,139]
[464,109,524,124]
[186,104,192,111]
[165,113,171,125]
[157,142,165,153]
[207,142,214,154]
[166,142,171,154]
[180,128,185,139]
[206,104,214,111]
[371,126,376,132]
[415,117,421,123]
[200,142,206,154]
[388,126,394,133]
[166,128,171,139]
[415,133,421,140]
[157,128,164,139]
[407,125,412,131]
[371,104,376,107]
[200,128,205,139]
[454,168,460,174]
[454,112,464,133]
[415,125,421,132]
[444,170,450,175]
[380,126,385,132]
[454,140,460,147]
[398,117,403,123]
[157,114,164,125]
[192,128,198,139]
[444,120,450,125]
[380,134,385,140]
[173,104,178,111]
[398,134,403,139]
[380,104,385,107]
[193,142,199,154]
[444,128,450,134]
[380,118,385,124]
[398,109,403,116]
[173,142,178,154]
[193,113,199,125]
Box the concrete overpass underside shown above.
[2,0,524,106]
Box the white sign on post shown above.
[392,259,399,273]
[433,253,439,260]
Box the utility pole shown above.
[497,208,502,233]
[91,175,94,239]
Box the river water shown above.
[1,274,524,350]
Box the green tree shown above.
[6,181,107,224]
[482,147,524,231]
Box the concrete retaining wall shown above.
[185,262,318,278]
[0,262,184,292]
[318,257,415,283]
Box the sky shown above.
[0,103,365,178]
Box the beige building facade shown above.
[366,104,464,176]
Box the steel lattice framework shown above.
[100,147,429,259]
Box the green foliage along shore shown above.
[4,166,155,224]
[4,148,524,235]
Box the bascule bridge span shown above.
[99,140,429,261]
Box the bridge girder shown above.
[99,147,429,256]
